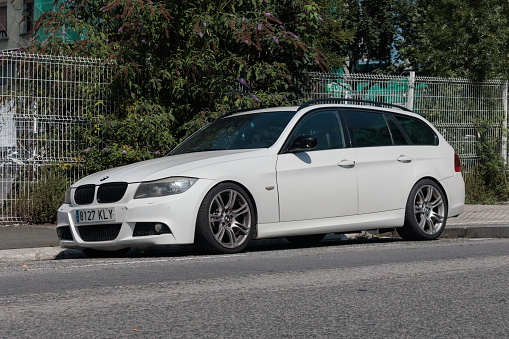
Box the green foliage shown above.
[465,117,509,204]
[339,0,509,78]
[311,1,354,69]
[397,0,509,81]
[465,164,509,204]
[344,0,397,73]
[12,167,70,224]
[30,0,352,174]
[80,103,172,173]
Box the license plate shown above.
[75,208,116,223]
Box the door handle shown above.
[397,155,412,163]
[338,159,355,168]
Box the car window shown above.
[344,110,393,147]
[171,111,295,155]
[290,110,345,151]
[385,114,409,145]
[394,115,437,145]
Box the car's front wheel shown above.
[397,179,448,240]
[195,183,256,254]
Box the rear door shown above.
[343,109,415,214]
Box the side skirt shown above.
[256,209,405,239]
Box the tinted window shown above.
[345,110,393,147]
[394,115,437,145]
[171,111,295,155]
[291,111,344,151]
[386,115,409,145]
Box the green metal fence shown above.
[309,72,509,169]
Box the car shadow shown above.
[55,233,404,260]
[246,235,403,253]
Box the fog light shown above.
[154,223,163,234]
[133,222,171,237]
[57,228,64,237]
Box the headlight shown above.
[134,177,198,199]
[64,189,71,204]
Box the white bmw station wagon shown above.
[57,99,465,256]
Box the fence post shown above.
[503,80,508,165]
[406,71,415,111]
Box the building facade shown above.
[0,0,53,51]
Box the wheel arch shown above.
[410,176,449,211]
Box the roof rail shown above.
[298,98,412,112]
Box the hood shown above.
[73,149,268,186]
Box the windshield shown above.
[171,111,296,155]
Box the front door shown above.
[276,110,358,222]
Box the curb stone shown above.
[0,247,63,263]
[441,225,509,239]
[0,248,89,262]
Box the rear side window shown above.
[394,115,437,145]
[385,115,409,145]
[344,110,393,147]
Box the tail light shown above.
[454,153,461,172]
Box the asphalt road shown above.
[1,238,508,338]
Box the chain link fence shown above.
[0,53,507,222]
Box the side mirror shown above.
[287,135,317,153]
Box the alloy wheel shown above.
[413,184,445,235]
[208,189,252,249]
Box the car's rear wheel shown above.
[397,179,448,240]
[195,183,255,254]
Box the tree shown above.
[30,0,352,173]
[343,0,397,73]
[397,0,509,80]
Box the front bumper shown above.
[57,179,214,251]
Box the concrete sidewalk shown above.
[0,204,507,262]
[443,204,509,238]
[0,225,58,250]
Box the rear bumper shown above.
[440,172,465,218]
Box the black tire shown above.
[195,183,256,254]
[286,234,326,245]
[82,247,131,258]
[397,179,448,241]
